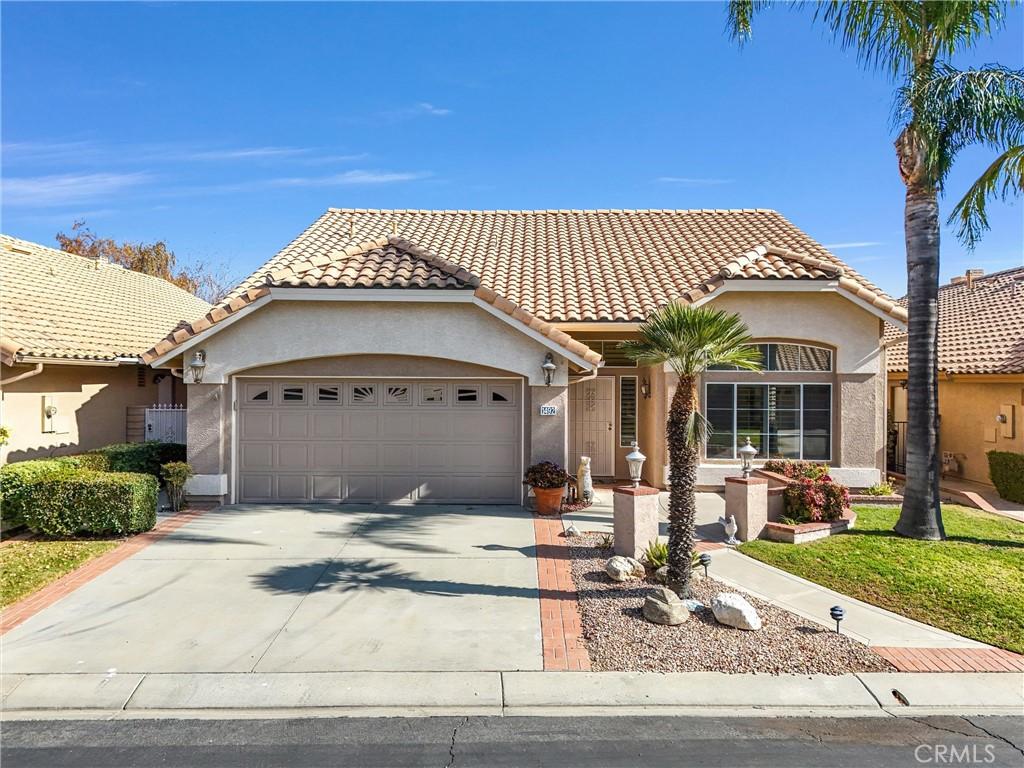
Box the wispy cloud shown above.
[185,146,311,161]
[414,102,451,116]
[655,176,734,185]
[265,170,429,187]
[2,140,105,164]
[3,172,153,207]
[823,241,883,250]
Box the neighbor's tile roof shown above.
[1,234,213,365]
[145,236,603,367]
[232,208,900,323]
[886,267,1024,375]
[144,209,906,366]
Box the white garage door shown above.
[236,379,522,504]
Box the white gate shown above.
[145,405,186,443]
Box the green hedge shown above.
[23,470,158,537]
[0,459,78,528]
[988,451,1024,504]
[65,442,185,479]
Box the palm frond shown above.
[620,304,763,378]
[726,0,774,43]
[684,410,711,450]
[950,144,1024,247]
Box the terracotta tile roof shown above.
[267,236,480,290]
[232,208,898,323]
[143,235,603,367]
[886,267,1024,375]
[1,235,213,366]
[144,209,905,367]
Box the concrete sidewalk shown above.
[707,549,988,649]
[2,670,1021,719]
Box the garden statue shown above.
[718,514,739,546]
[577,456,593,503]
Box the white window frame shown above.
[703,381,832,462]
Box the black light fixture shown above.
[830,605,845,633]
[541,352,556,386]
[698,552,711,579]
[640,377,651,399]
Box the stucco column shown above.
[724,476,768,542]
[186,383,229,500]
[613,485,660,559]
[529,385,569,468]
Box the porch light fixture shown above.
[738,437,758,478]
[640,377,651,399]
[541,353,557,386]
[625,441,646,488]
[189,350,207,384]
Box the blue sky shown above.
[3,2,1022,297]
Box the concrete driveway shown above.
[1,504,542,674]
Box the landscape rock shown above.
[642,587,689,625]
[565,523,582,538]
[605,556,645,582]
[683,599,704,612]
[652,565,669,584]
[710,593,762,631]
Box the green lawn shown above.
[0,539,120,608]
[739,504,1024,654]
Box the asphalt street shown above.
[3,715,1023,768]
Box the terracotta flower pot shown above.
[532,485,565,515]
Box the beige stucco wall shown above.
[194,300,573,387]
[0,363,175,463]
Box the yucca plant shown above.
[620,304,762,596]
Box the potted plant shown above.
[524,461,570,515]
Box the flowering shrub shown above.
[762,459,831,481]
[783,474,850,522]
[523,461,570,489]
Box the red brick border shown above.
[0,506,213,635]
[533,515,591,671]
[872,646,1024,672]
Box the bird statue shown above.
[718,514,740,546]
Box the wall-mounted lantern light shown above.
[640,378,651,399]
[541,352,556,386]
[738,437,758,478]
[625,441,646,488]
[189,350,207,384]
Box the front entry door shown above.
[570,377,615,477]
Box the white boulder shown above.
[710,593,762,631]
[605,555,645,582]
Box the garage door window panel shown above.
[280,384,306,404]
[419,384,447,406]
[245,384,273,405]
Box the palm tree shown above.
[620,304,762,596]
[727,1,1022,540]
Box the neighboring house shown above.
[143,208,907,504]
[887,267,1024,489]
[0,235,213,462]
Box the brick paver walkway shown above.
[872,646,1024,672]
[0,506,213,635]
[533,514,591,671]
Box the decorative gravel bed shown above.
[568,533,894,675]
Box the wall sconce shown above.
[640,378,651,399]
[541,352,556,386]
[189,350,207,384]
[899,379,908,390]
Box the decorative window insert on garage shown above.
[385,384,411,405]
[705,383,831,461]
[455,385,481,405]
[419,384,447,406]
[487,383,515,406]
[245,384,272,404]
[349,384,378,405]
[316,385,341,403]
[280,384,306,404]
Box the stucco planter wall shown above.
[762,509,857,544]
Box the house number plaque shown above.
[539,405,558,416]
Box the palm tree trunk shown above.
[666,375,698,596]
[895,182,945,540]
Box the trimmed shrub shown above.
[762,459,831,480]
[782,474,850,522]
[84,442,186,479]
[988,451,1024,504]
[62,452,111,471]
[161,461,194,512]
[0,460,77,528]
[23,470,158,537]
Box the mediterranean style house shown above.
[887,266,1023,490]
[0,235,212,462]
[142,208,908,505]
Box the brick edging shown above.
[0,506,214,635]
[871,646,1024,672]
[533,515,591,671]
